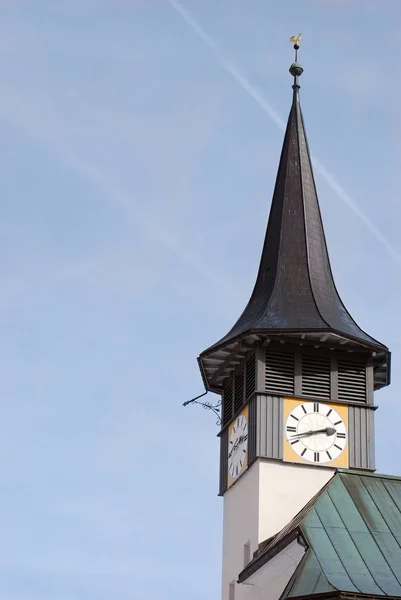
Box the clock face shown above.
[228,413,248,479]
[285,401,347,465]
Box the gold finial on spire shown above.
[289,33,302,46]
[289,33,302,62]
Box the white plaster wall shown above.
[221,460,334,600]
[245,539,305,600]
[222,462,260,600]
[257,460,334,543]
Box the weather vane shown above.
[289,33,302,61]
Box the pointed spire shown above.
[198,40,389,392]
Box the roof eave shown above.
[238,528,304,584]
[201,328,388,358]
[198,328,389,392]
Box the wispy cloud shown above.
[0,84,238,301]
[168,0,401,265]
[57,154,237,294]
[167,0,285,131]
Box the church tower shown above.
[197,43,391,600]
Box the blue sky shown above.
[0,0,400,598]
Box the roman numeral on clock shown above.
[285,401,347,466]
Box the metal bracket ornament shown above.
[183,390,222,426]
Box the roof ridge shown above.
[338,469,401,482]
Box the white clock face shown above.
[228,413,248,479]
[285,402,347,464]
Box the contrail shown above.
[168,0,401,265]
[312,159,401,264]
[57,146,238,295]
[0,85,239,299]
[167,0,285,132]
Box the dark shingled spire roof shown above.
[198,59,389,392]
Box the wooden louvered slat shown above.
[338,359,366,402]
[265,351,295,395]
[302,355,331,399]
[234,371,245,413]
[245,354,256,400]
[222,381,233,425]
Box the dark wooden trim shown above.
[262,338,372,362]
[210,343,245,386]
[237,528,303,583]
[366,358,374,405]
[248,395,257,465]
[219,429,228,496]
[255,390,377,410]
[285,593,341,600]
[331,355,338,401]
[222,373,234,426]
[295,347,302,396]
[289,593,401,600]
[256,342,265,391]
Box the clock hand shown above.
[309,427,336,436]
[290,429,314,438]
[228,440,239,459]
[228,433,248,459]
[290,427,337,439]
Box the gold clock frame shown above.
[227,405,249,488]
[283,398,349,468]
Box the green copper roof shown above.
[286,549,336,596]
[240,470,401,598]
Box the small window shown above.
[245,354,256,400]
[229,581,235,600]
[265,351,295,395]
[301,355,331,399]
[234,371,245,413]
[244,541,251,567]
[223,381,233,426]
[338,359,366,402]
